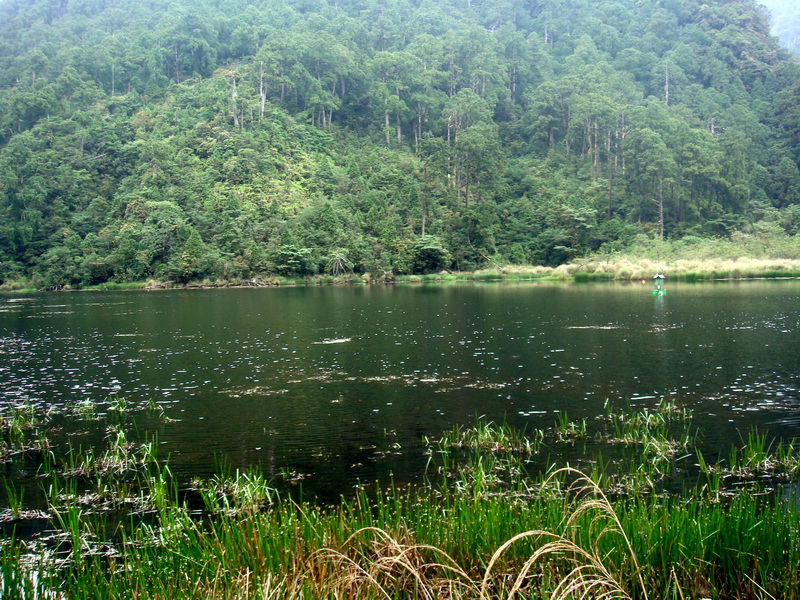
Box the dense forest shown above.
[0,0,799,287]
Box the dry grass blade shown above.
[480,468,650,600]
[479,529,557,599]
[551,565,630,600]
[312,526,475,600]
[311,547,393,599]
[559,468,649,600]
[745,573,778,600]
[671,568,687,600]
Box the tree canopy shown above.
[0,0,798,286]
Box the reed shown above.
[575,250,800,281]
[714,429,800,479]
[432,417,543,455]
[10,465,798,599]
[191,468,279,515]
[83,281,146,291]
[3,410,800,598]
[554,412,588,442]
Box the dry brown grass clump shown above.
[307,469,657,600]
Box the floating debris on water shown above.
[565,325,623,330]
[223,387,290,398]
[313,338,352,344]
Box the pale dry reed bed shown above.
[408,256,800,283]
[566,256,800,281]
[2,401,800,599]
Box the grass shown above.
[698,429,800,483]
[2,401,800,598]
[6,465,798,598]
[574,231,800,281]
[431,417,543,454]
[83,281,147,291]
[554,412,589,443]
[190,468,279,515]
[0,402,52,459]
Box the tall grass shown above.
[9,464,796,599]
[2,405,800,598]
[575,231,800,280]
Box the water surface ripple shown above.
[1,281,799,495]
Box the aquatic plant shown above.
[107,395,129,414]
[432,417,543,455]
[61,427,157,477]
[70,398,99,420]
[191,468,279,515]
[2,405,800,598]
[0,402,53,459]
[554,412,588,443]
[602,400,694,450]
[700,429,800,481]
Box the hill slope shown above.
[0,0,799,286]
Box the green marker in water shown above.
[653,272,666,296]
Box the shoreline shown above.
[3,256,800,292]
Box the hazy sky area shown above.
[759,0,799,53]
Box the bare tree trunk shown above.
[231,77,239,128]
[456,155,461,205]
[607,128,614,217]
[396,112,402,143]
[588,118,593,156]
[464,156,470,208]
[421,166,427,236]
[657,173,665,241]
[384,98,390,145]
[619,115,628,176]
[259,62,266,123]
[415,105,423,153]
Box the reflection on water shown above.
[1,281,799,496]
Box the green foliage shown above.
[413,235,449,273]
[0,0,799,286]
[3,408,800,598]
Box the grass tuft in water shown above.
[3,404,800,598]
[554,411,588,442]
[433,416,543,455]
[191,468,279,515]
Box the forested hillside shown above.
[1,0,799,287]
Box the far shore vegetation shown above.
[2,230,799,292]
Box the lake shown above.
[2,280,800,499]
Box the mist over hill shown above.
[760,0,799,54]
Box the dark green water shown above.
[2,281,800,497]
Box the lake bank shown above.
[3,255,800,293]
